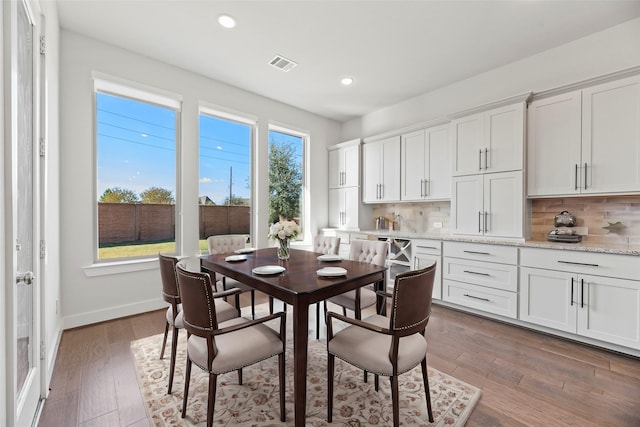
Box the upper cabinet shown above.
[363,136,401,203]
[528,74,640,197]
[401,124,451,201]
[328,141,359,189]
[452,103,525,176]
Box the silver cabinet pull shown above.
[581,278,585,308]
[464,294,490,302]
[484,211,488,233]
[570,277,574,306]
[584,163,588,190]
[463,250,491,255]
[557,260,599,267]
[479,149,482,170]
[478,211,482,233]
[463,270,491,276]
[484,148,488,170]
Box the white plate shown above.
[234,247,256,254]
[317,267,347,277]
[317,254,342,262]
[252,265,286,275]
[225,254,247,262]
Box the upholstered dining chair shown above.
[158,253,241,394]
[207,234,257,319]
[326,239,388,320]
[175,262,286,427]
[326,263,437,427]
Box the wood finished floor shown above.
[39,293,640,427]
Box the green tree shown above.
[268,141,302,223]
[223,194,248,206]
[99,187,139,203]
[140,187,174,204]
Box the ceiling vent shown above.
[269,54,298,72]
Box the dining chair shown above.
[175,262,286,427]
[325,239,388,320]
[158,254,241,394]
[207,234,257,319]
[326,263,437,426]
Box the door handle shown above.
[16,271,35,285]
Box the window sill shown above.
[83,257,159,277]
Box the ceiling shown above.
[55,0,640,123]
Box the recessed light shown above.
[218,14,236,29]
[341,76,355,86]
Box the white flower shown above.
[268,220,300,241]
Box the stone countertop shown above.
[351,229,640,256]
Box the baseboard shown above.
[62,298,166,330]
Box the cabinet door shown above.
[527,91,582,196]
[425,124,451,199]
[484,103,524,173]
[451,174,483,236]
[328,188,343,228]
[414,253,442,300]
[362,142,382,202]
[328,149,342,189]
[342,186,360,229]
[381,137,401,202]
[582,75,640,194]
[401,130,426,200]
[577,275,640,350]
[452,113,483,176]
[520,267,577,333]
[343,144,360,188]
[483,171,523,238]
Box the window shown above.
[268,127,306,238]
[198,112,253,250]
[95,80,180,260]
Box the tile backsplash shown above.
[531,196,640,246]
[371,201,451,235]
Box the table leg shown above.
[375,273,387,316]
[292,297,309,426]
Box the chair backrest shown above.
[349,239,388,266]
[312,235,341,255]
[175,262,219,337]
[388,263,436,337]
[207,234,248,254]
[159,253,180,305]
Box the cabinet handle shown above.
[570,277,574,306]
[420,179,424,197]
[581,278,584,308]
[484,148,488,170]
[479,149,482,170]
[575,164,579,190]
[380,184,384,199]
[478,211,482,233]
[484,211,488,233]
[417,245,438,250]
[557,260,599,267]
[425,179,429,197]
[463,294,491,302]
[463,270,490,276]
[463,250,491,255]
[584,163,588,190]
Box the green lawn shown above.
[98,240,209,260]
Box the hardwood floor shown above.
[39,293,640,426]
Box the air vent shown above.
[269,54,298,72]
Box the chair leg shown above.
[250,290,256,319]
[391,375,399,427]
[160,321,169,359]
[207,373,218,427]
[421,358,434,423]
[374,374,379,392]
[237,368,243,385]
[327,353,335,423]
[182,358,192,418]
[316,302,320,340]
[269,296,274,314]
[364,370,368,383]
[168,326,179,394]
[279,353,286,422]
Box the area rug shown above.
[132,306,481,426]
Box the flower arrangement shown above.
[269,220,300,259]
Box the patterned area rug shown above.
[132,306,481,426]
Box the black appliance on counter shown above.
[547,210,582,243]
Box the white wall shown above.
[59,31,341,328]
[342,17,640,140]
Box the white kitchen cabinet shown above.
[412,239,442,300]
[363,136,401,203]
[401,124,451,201]
[451,170,523,238]
[328,141,359,189]
[328,187,359,229]
[528,75,640,196]
[452,102,525,176]
[520,248,640,350]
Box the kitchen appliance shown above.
[548,210,581,242]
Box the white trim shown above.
[199,102,257,125]
[83,257,158,277]
[92,71,182,109]
[62,298,167,330]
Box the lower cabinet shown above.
[412,239,442,300]
[520,248,640,350]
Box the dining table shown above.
[200,247,387,426]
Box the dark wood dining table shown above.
[200,247,387,426]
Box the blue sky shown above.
[97,92,303,205]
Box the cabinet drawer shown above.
[443,257,518,291]
[443,280,518,319]
[444,241,518,264]
[520,248,639,281]
[413,239,442,255]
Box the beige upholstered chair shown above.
[175,262,286,427]
[326,263,437,426]
[158,254,240,394]
[313,235,341,339]
[326,239,388,319]
[207,234,257,319]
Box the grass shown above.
[98,240,209,260]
